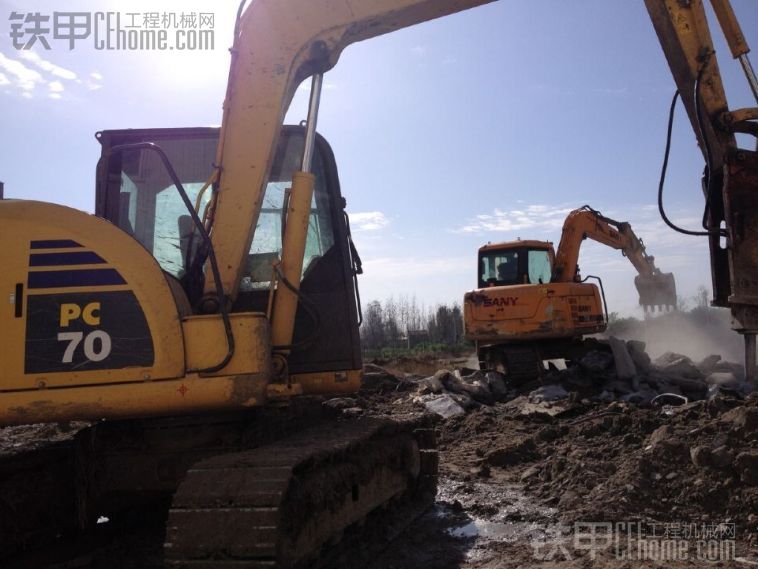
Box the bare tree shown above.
[361,300,385,350]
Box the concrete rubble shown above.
[343,337,755,422]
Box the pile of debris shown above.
[354,338,754,420]
[338,341,758,560]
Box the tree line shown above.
[360,295,465,354]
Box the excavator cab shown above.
[95,125,364,381]
[478,241,554,288]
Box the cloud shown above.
[0,52,44,92]
[17,50,77,80]
[350,211,389,231]
[455,204,574,234]
[0,49,102,99]
[86,71,104,90]
[47,79,64,99]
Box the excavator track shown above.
[0,423,88,558]
[165,415,437,568]
[499,347,542,385]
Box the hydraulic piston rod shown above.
[270,73,323,362]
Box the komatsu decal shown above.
[24,241,154,374]
[25,291,154,373]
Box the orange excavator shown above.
[464,206,677,382]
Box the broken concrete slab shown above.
[421,394,466,419]
[698,354,722,375]
[449,392,478,411]
[579,350,614,373]
[609,337,637,381]
[626,340,652,374]
[712,361,746,381]
[417,374,445,394]
[655,352,704,380]
[459,380,494,405]
[503,395,573,418]
[648,372,706,395]
[528,384,569,404]
[439,370,466,394]
[705,372,739,387]
[484,371,508,400]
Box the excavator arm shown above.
[553,207,677,312]
[644,0,758,376]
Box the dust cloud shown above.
[605,308,743,363]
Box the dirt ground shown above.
[357,358,757,568]
[3,350,757,568]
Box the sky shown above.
[1,0,757,318]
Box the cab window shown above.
[114,138,216,279]
[528,249,551,284]
[480,250,519,286]
[242,132,334,291]
[109,130,333,288]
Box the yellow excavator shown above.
[463,206,677,381]
[0,0,756,566]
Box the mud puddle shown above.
[436,478,567,565]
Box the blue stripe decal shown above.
[28,269,126,289]
[30,240,83,249]
[29,251,106,267]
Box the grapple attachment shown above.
[635,272,677,313]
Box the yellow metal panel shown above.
[0,200,184,390]
[294,369,362,395]
[182,313,271,377]
[0,374,269,426]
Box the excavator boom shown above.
[553,206,677,312]
[209,0,495,301]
